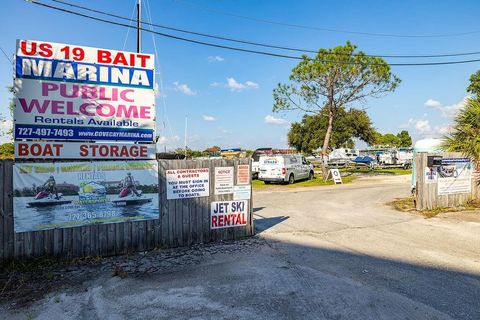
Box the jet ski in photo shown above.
[111,188,152,206]
[27,191,72,208]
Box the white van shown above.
[258,154,314,184]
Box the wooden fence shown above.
[415,152,479,210]
[0,158,254,261]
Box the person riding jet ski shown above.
[43,176,59,199]
[122,172,140,197]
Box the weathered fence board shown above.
[0,158,253,260]
[3,160,14,259]
[415,152,478,210]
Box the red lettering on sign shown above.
[97,50,111,64]
[79,144,88,157]
[38,43,53,58]
[112,52,128,66]
[18,143,29,156]
[137,54,150,68]
[20,41,36,55]
[19,143,63,157]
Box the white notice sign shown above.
[424,168,438,184]
[215,167,234,195]
[233,185,251,200]
[166,168,209,199]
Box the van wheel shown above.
[264,181,271,185]
[309,171,314,180]
[288,174,295,184]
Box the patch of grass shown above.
[45,272,55,281]
[252,175,356,190]
[389,196,480,218]
[339,167,412,175]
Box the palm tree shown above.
[442,97,480,173]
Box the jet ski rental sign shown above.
[13,40,155,142]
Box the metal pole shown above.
[137,0,141,53]
[184,116,188,158]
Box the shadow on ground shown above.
[253,213,289,233]
[0,237,479,319]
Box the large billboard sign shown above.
[13,160,159,232]
[14,40,155,142]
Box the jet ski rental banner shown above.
[13,161,159,233]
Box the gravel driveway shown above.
[1,175,479,320]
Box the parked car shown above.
[258,154,314,184]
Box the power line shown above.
[46,0,480,59]
[0,46,12,64]
[175,0,480,39]
[29,1,311,60]
[28,0,480,66]
[47,0,327,56]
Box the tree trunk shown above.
[322,108,334,156]
[321,106,335,178]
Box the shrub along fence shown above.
[0,158,254,261]
[415,152,479,210]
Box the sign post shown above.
[326,168,343,184]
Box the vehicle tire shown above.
[308,171,314,180]
[264,181,271,185]
[288,174,295,184]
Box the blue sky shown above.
[1,0,479,150]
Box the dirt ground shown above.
[1,175,479,320]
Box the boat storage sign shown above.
[13,40,155,142]
[13,160,159,232]
[15,141,156,159]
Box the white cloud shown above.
[424,99,441,108]
[401,117,452,138]
[264,115,289,126]
[433,124,452,135]
[423,96,468,118]
[0,119,12,136]
[437,98,467,118]
[208,55,224,62]
[0,119,12,143]
[210,78,259,92]
[414,119,431,134]
[157,135,180,145]
[245,81,259,89]
[173,81,196,96]
[202,115,216,121]
[227,78,246,92]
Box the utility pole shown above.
[184,116,188,159]
[136,0,141,53]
